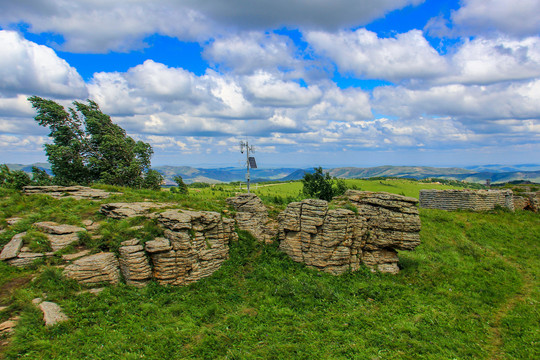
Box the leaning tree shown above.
[28,96,162,188]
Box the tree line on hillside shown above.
[1,97,164,190]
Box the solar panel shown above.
[248,156,257,169]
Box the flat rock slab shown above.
[37,301,69,326]
[0,232,25,260]
[62,249,91,261]
[23,186,115,200]
[34,221,85,235]
[6,217,23,226]
[100,202,175,219]
[0,318,18,335]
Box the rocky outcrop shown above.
[147,210,235,285]
[278,191,421,274]
[226,193,277,243]
[118,239,152,287]
[513,192,539,212]
[23,186,114,200]
[419,189,515,211]
[63,252,121,285]
[100,202,174,219]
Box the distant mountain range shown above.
[5,163,540,184]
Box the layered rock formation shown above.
[226,193,277,243]
[23,186,114,200]
[419,189,515,211]
[34,221,85,252]
[278,191,421,274]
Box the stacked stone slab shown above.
[148,210,235,285]
[33,221,85,252]
[226,193,277,243]
[419,189,514,211]
[23,186,114,200]
[278,191,421,275]
[118,239,152,287]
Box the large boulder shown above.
[23,186,114,200]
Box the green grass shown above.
[0,185,538,359]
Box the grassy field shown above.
[0,181,538,359]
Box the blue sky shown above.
[0,0,539,168]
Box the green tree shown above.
[31,166,53,186]
[301,167,347,201]
[28,96,158,188]
[173,175,189,194]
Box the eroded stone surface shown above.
[100,202,174,219]
[278,191,421,274]
[37,301,69,326]
[63,252,120,285]
[513,192,540,212]
[226,193,277,243]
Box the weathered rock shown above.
[6,217,23,226]
[0,232,25,260]
[226,193,277,243]
[0,317,18,335]
[119,239,152,287]
[34,221,85,235]
[6,252,51,267]
[47,233,80,252]
[279,200,364,274]
[37,301,69,326]
[23,185,114,200]
[513,192,539,212]
[419,189,515,211]
[100,202,174,219]
[278,191,422,274]
[148,210,234,285]
[63,252,120,285]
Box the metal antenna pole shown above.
[240,140,254,193]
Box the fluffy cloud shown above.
[0,0,423,53]
[306,29,447,82]
[452,0,540,38]
[373,80,540,121]
[203,32,301,75]
[0,30,87,98]
[441,37,540,85]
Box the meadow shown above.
[0,179,538,359]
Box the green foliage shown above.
[172,175,188,194]
[301,167,347,201]
[0,164,32,190]
[28,96,157,188]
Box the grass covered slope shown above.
[0,185,538,359]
